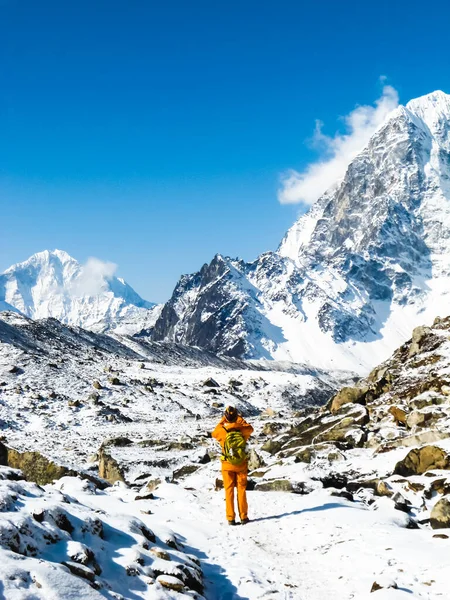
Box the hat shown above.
[224,406,238,423]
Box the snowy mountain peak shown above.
[406,89,450,116]
[4,248,76,273]
[151,89,450,372]
[0,249,159,334]
[403,90,450,143]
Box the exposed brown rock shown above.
[254,479,293,492]
[98,449,124,484]
[330,386,368,413]
[408,325,432,358]
[394,446,450,477]
[156,575,185,592]
[430,497,450,529]
[3,445,71,485]
[388,406,407,426]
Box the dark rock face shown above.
[150,255,284,358]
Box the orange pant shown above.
[222,468,248,522]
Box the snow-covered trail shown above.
[151,472,448,600]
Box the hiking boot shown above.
[228,520,238,526]
[241,518,250,525]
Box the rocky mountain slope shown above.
[0,249,159,334]
[0,311,351,485]
[252,314,450,525]
[150,91,450,373]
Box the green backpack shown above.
[222,428,248,466]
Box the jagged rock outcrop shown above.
[255,316,450,524]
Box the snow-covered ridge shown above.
[0,249,159,334]
[0,310,352,477]
[150,90,450,373]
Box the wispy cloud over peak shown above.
[278,85,399,206]
[72,257,117,296]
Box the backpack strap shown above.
[221,425,227,460]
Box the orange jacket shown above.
[212,415,254,472]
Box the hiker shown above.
[212,406,254,526]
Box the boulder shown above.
[156,575,185,592]
[145,478,161,492]
[254,479,293,492]
[410,393,446,409]
[198,453,211,465]
[346,478,392,497]
[250,469,269,478]
[150,547,171,560]
[92,380,103,390]
[108,377,121,386]
[370,577,398,593]
[167,441,194,451]
[172,464,200,481]
[408,325,432,357]
[294,447,314,463]
[329,489,353,502]
[314,408,369,447]
[327,450,345,463]
[262,422,284,436]
[247,449,264,471]
[430,497,450,529]
[330,385,368,413]
[203,378,220,388]
[3,445,71,485]
[135,492,154,501]
[261,439,283,455]
[388,406,407,426]
[102,437,133,448]
[62,561,95,582]
[261,408,276,418]
[378,430,450,452]
[98,449,124,484]
[394,445,450,477]
[229,378,243,387]
[424,478,450,499]
[406,410,431,428]
[88,392,100,404]
[376,480,393,498]
[68,399,82,408]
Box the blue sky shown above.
[1,0,450,302]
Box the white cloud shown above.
[72,257,117,296]
[278,85,399,205]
